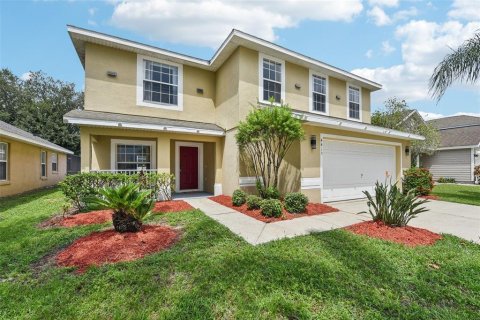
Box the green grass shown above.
[1,188,479,319]
[432,184,480,206]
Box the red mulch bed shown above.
[209,195,339,223]
[152,200,193,213]
[419,195,439,200]
[56,225,179,273]
[345,221,442,247]
[40,200,193,229]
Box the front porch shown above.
[80,126,224,196]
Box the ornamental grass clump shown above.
[361,181,429,227]
[87,183,154,233]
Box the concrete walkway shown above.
[184,198,370,245]
[185,197,480,245]
[334,199,480,244]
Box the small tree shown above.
[372,98,440,158]
[236,100,304,196]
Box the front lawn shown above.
[1,188,479,319]
[432,183,480,206]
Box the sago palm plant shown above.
[361,181,429,227]
[88,183,154,232]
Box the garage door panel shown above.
[322,139,396,202]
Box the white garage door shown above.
[322,139,396,202]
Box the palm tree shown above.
[429,31,480,101]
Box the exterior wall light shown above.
[196,88,204,94]
[310,135,317,149]
[335,95,341,101]
[107,71,117,77]
[295,83,301,89]
[405,146,410,156]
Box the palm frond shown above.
[430,31,480,101]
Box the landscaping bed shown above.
[209,195,338,223]
[419,195,439,200]
[345,221,442,247]
[39,200,193,228]
[56,225,179,273]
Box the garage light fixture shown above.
[310,135,317,149]
[405,146,410,156]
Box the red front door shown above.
[179,146,198,190]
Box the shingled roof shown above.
[427,115,480,148]
[0,120,73,154]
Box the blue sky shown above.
[1,0,479,119]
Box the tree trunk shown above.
[112,210,142,233]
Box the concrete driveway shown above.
[334,199,480,244]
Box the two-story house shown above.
[64,26,423,203]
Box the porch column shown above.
[80,127,90,172]
[157,136,170,174]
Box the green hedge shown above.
[260,199,283,218]
[232,189,247,206]
[59,172,175,211]
[284,192,309,213]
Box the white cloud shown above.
[365,49,374,59]
[419,111,480,121]
[368,6,391,26]
[381,40,395,54]
[367,5,417,26]
[109,0,363,47]
[368,0,398,7]
[449,0,480,21]
[352,20,480,104]
[88,7,97,16]
[20,72,32,81]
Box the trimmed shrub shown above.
[260,199,283,218]
[437,177,456,183]
[362,181,429,227]
[59,172,175,211]
[232,189,247,206]
[246,195,262,210]
[264,186,280,199]
[284,192,309,213]
[403,167,434,196]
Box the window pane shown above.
[349,102,360,119]
[42,164,46,177]
[0,162,6,180]
[0,143,6,161]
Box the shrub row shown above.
[231,188,309,217]
[403,167,434,196]
[59,172,175,211]
[437,177,456,183]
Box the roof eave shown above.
[63,116,225,137]
[294,112,424,141]
[0,129,74,154]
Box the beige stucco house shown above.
[0,120,73,197]
[64,26,423,203]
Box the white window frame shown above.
[110,139,157,171]
[51,152,58,173]
[309,70,329,115]
[346,83,362,122]
[40,150,47,178]
[258,52,285,105]
[136,54,183,111]
[0,142,8,181]
[175,141,204,193]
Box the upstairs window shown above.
[0,142,7,181]
[143,60,178,105]
[259,54,284,104]
[311,74,327,113]
[41,151,47,178]
[136,55,183,110]
[348,85,361,120]
[51,153,58,173]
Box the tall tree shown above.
[429,31,480,101]
[0,69,83,154]
[236,100,304,196]
[372,98,440,159]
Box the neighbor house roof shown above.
[427,115,480,148]
[0,120,73,154]
[63,110,225,136]
[67,25,382,91]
